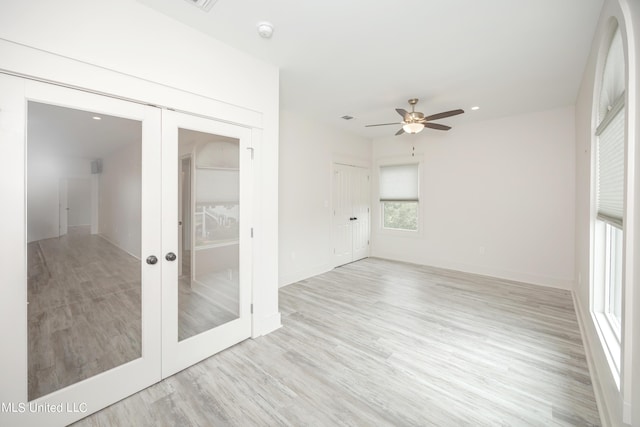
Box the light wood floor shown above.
[28,226,142,400]
[74,258,600,426]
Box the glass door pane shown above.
[27,101,144,399]
[178,129,240,340]
[161,110,251,378]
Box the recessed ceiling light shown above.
[471,106,480,111]
[92,116,102,120]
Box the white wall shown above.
[0,0,280,336]
[99,142,142,258]
[279,110,371,286]
[574,0,640,425]
[26,154,61,242]
[371,106,576,289]
[27,156,93,242]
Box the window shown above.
[379,163,419,231]
[592,25,625,378]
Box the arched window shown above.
[592,23,625,379]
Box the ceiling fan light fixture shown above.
[402,122,424,134]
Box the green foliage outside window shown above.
[383,202,418,231]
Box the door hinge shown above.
[251,228,254,238]
[247,147,254,160]
[251,304,254,314]
[368,240,370,245]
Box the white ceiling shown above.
[137,0,603,138]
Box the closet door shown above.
[332,163,370,267]
[0,75,162,427]
[351,167,370,261]
[161,110,253,377]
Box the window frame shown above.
[377,157,422,235]
[589,22,626,386]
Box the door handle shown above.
[146,255,158,265]
[165,252,177,262]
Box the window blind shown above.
[598,29,625,125]
[379,164,419,201]
[596,106,625,227]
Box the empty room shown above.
[0,0,639,426]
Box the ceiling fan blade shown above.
[424,109,464,121]
[365,122,402,127]
[395,128,405,136]
[424,122,451,131]
[395,108,409,119]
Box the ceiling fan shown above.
[366,98,464,135]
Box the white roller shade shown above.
[379,164,419,201]
[596,106,625,226]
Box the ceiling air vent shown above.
[184,0,218,12]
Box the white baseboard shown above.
[279,262,334,288]
[251,311,281,338]
[372,252,573,290]
[572,292,611,427]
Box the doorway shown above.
[332,163,371,267]
[0,74,254,426]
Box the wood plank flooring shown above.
[28,226,142,400]
[74,257,600,427]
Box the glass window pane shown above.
[383,201,418,231]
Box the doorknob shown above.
[165,252,177,261]
[146,255,158,265]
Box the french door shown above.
[0,74,252,427]
[161,110,253,377]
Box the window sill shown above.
[591,310,621,389]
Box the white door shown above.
[332,163,370,267]
[161,110,253,378]
[351,167,370,261]
[0,75,163,427]
[332,164,353,265]
[58,178,68,236]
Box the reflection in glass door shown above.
[161,111,252,378]
[0,78,163,427]
[178,129,240,340]
[27,102,145,400]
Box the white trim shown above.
[251,312,282,338]
[0,39,262,129]
[374,254,574,290]
[279,262,334,288]
[573,292,612,427]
